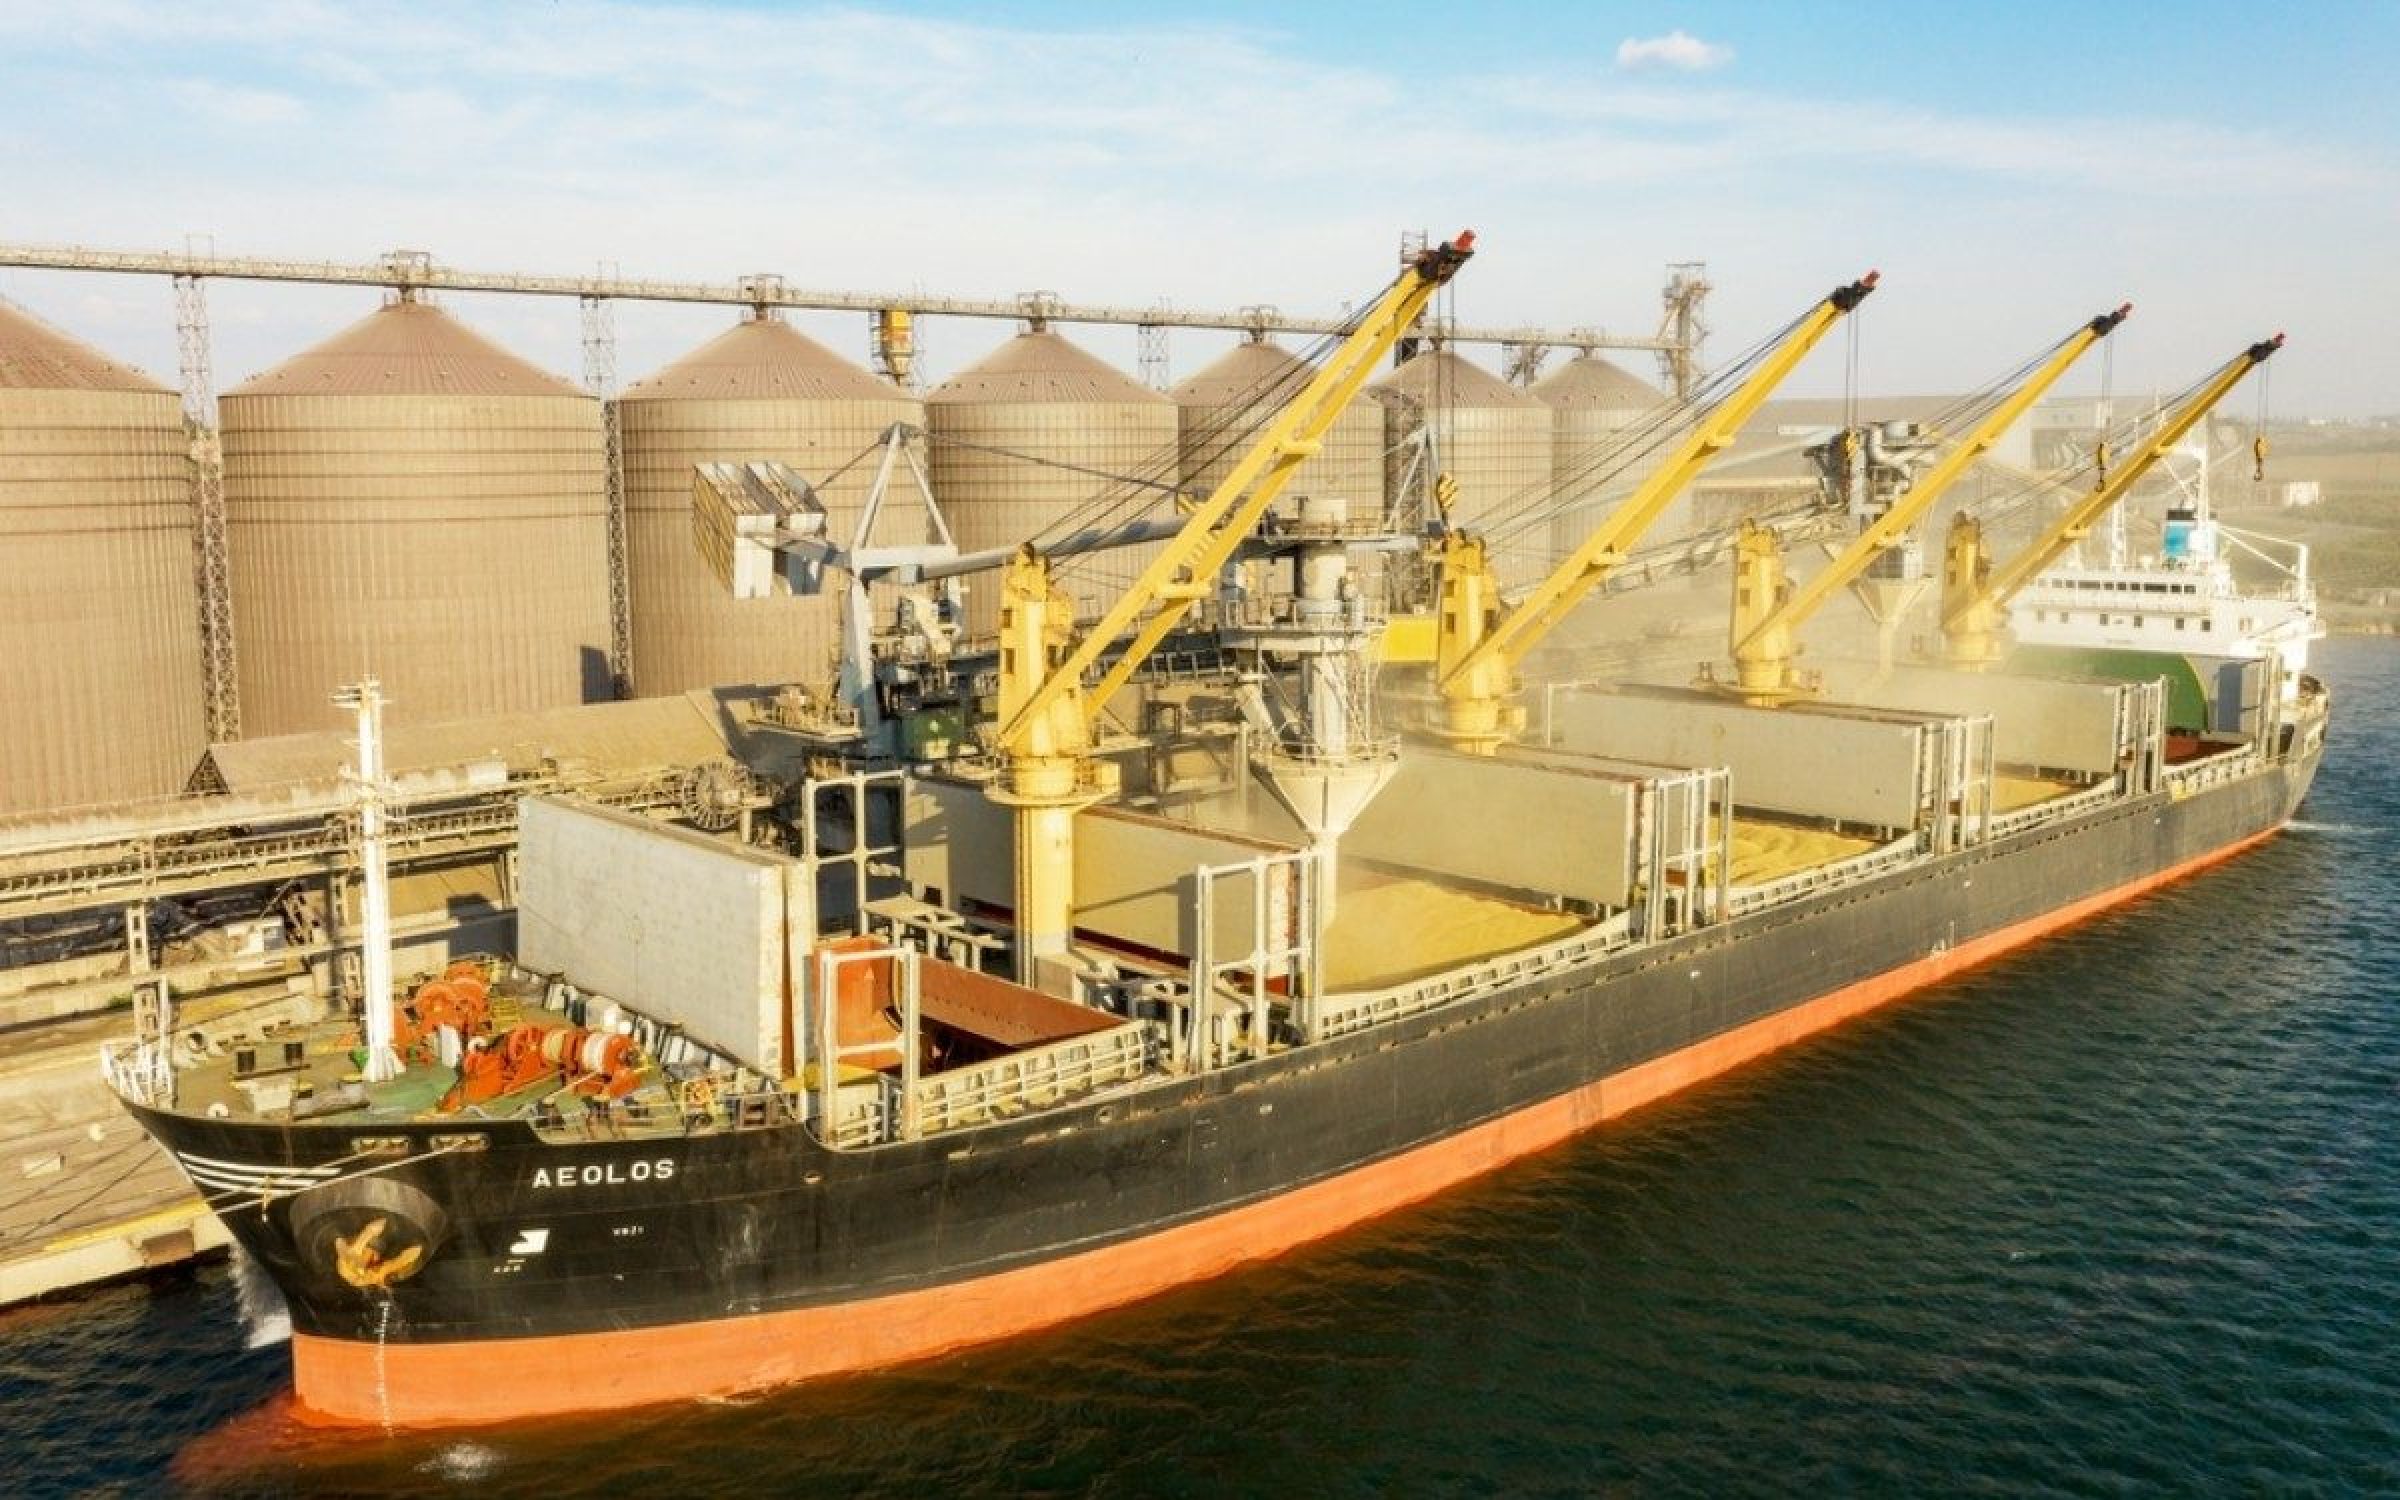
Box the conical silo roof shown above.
[220,299,606,735]
[1171,336,1381,507]
[1369,347,1540,409]
[624,315,902,403]
[0,299,171,392]
[1169,337,1310,408]
[227,298,583,398]
[1531,353,1660,411]
[928,329,1169,407]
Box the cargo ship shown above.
[102,242,2329,1428]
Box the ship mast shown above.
[335,678,401,1083]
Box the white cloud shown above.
[1615,29,1733,73]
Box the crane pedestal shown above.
[989,754,1114,993]
[1940,513,2008,670]
[1428,534,1522,757]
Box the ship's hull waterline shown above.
[128,750,2316,1429]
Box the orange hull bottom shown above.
[294,826,2278,1427]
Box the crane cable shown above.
[1474,312,1801,549]
[1469,299,1824,561]
[1043,315,1361,597]
[2252,362,2272,486]
[1843,304,1861,436]
[2093,336,2116,490]
[1955,359,2226,535]
[1033,289,1380,580]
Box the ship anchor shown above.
[332,1216,425,1289]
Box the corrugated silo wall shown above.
[222,392,610,735]
[0,387,208,812]
[621,392,920,696]
[927,397,1180,639]
[1177,377,1382,509]
[1547,401,1658,568]
[1381,395,1555,593]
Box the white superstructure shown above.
[2011,435,2320,689]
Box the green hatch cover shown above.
[2007,645,2212,730]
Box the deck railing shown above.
[899,1022,1151,1141]
[98,1036,172,1108]
[2161,745,2264,796]
[1981,780,2123,842]
[1314,910,1640,1042]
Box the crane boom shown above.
[990,231,1477,985]
[1429,271,1879,753]
[1720,304,2129,703]
[997,233,1476,753]
[1941,334,2282,667]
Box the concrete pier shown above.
[0,1013,224,1305]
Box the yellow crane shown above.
[991,232,1477,983]
[1941,333,2283,668]
[1717,304,2131,704]
[1429,272,1879,755]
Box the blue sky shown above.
[2,1,2392,413]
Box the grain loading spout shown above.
[989,232,1476,987]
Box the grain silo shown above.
[1170,333,1382,508]
[925,327,1177,636]
[0,299,208,814]
[1371,348,1552,590]
[620,314,921,696]
[220,296,610,736]
[1532,353,1666,566]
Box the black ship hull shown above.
[128,751,2317,1426]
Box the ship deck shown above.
[164,969,587,1130]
